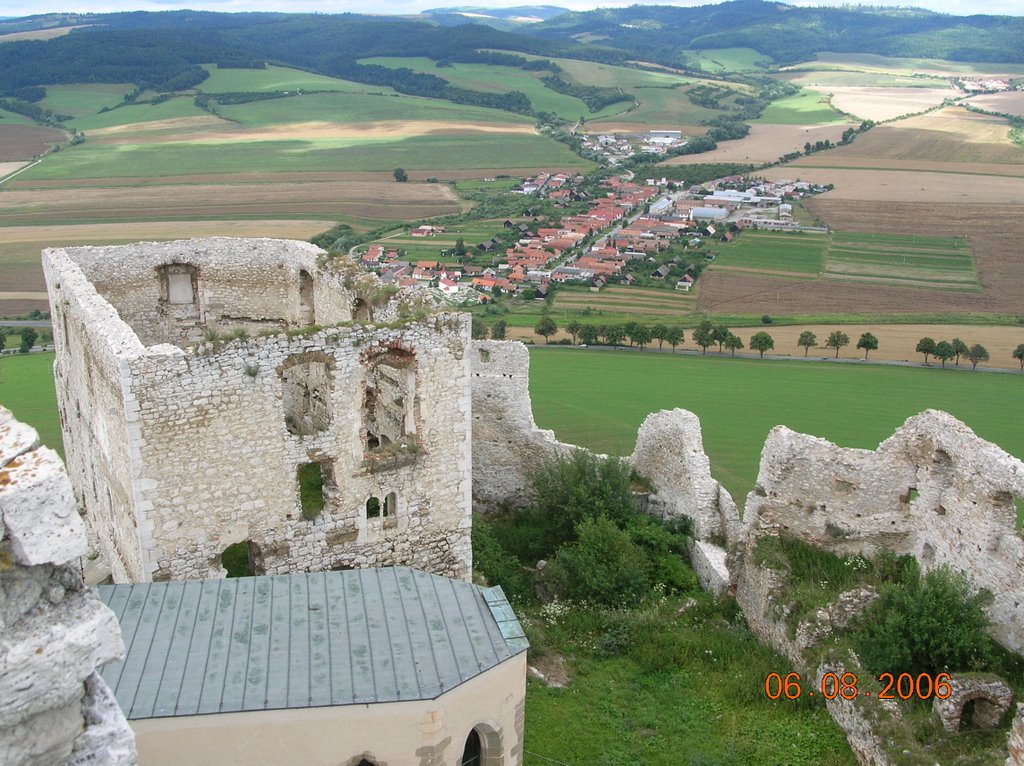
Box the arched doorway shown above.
[461,729,481,766]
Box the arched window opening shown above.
[461,729,482,766]
[384,492,397,518]
[281,353,333,436]
[221,540,262,578]
[366,496,381,519]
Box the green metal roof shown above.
[97,567,527,720]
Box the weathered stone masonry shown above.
[44,239,472,583]
[0,406,136,766]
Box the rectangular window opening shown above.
[298,462,327,520]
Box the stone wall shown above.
[742,410,1024,652]
[1008,704,1024,766]
[0,406,136,766]
[44,239,472,583]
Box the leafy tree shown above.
[934,340,955,368]
[1014,343,1024,371]
[857,332,878,359]
[724,333,744,356]
[566,320,582,345]
[749,331,774,358]
[454,237,467,258]
[534,314,557,344]
[760,314,773,325]
[550,517,650,607]
[19,327,37,353]
[651,323,668,349]
[797,330,817,357]
[579,324,599,345]
[491,319,507,340]
[631,324,653,350]
[622,321,640,347]
[604,324,626,348]
[916,337,937,364]
[712,324,731,353]
[665,326,684,353]
[393,167,408,182]
[951,337,968,366]
[825,330,849,358]
[854,566,994,677]
[693,320,714,355]
[967,343,989,370]
[0,331,5,353]
[471,316,489,340]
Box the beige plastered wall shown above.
[130,653,526,766]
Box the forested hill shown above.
[531,0,1024,65]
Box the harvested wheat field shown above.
[807,86,960,122]
[968,92,1024,118]
[0,179,463,224]
[0,124,65,161]
[0,219,336,315]
[0,25,84,42]
[665,123,853,164]
[0,161,29,179]
[699,201,1024,317]
[762,166,1024,202]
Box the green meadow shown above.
[788,52,1024,77]
[712,231,827,275]
[41,83,133,118]
[824,231,978,290]
[684,47,771,73]
[68,95,208,131]
[0,107,37,125]
[527,349,1024,511]
[753,88,847,124]
[198,64,388,94]
[19,133,589,180]
[0,353,60,456]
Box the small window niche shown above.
[384,492,397,517]
[297,461,330,521]
[366,496,382,519]
[353,298,372,322]
[281,352,334,436]
[221,540,263,577]
[363,348,417,453]
[298,269,316,326]
[158,263,198,306]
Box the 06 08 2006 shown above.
[763,671,953,701]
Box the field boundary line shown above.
[0,160,40,186]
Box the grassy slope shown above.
[527,349,1024,508]
[198,64,391,94]
[787,52,1024,77]
[712,232,827,275]
[684,47,770,73]
[68,96,208,130]
[754,88,847,125]
[0,107,37,125]
[41,83,133,118]
[0,353,61,456]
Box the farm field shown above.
[752,88,847,125]
[0,219,336,315]
[783,52,1024,78]
[778,69,950,88]
[663,123,851,164]
[0,123,65,161]
[41,84,133,118]
[805,85,960,122]
[0,353,60,457]
[67,95,210,131]
[527,348,1024,509]
[711,231,826,276]
[0,161,29,179]
[764,166,1024,202]
[700,200,1024,318]
[552,285,697,318]
[198,64,390,94]
[969,91,1024,118]
[0,25,81,42]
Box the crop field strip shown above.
[823,232,978,290]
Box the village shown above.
[355,168,829,304]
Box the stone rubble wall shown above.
[742,410,1024,652]
[1008,704,1024,766]
[0,406,136,766]
[44,240,472,583]
[469,343,736,541]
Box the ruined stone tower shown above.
[43,238,472,583]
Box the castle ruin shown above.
[43,238,472,583]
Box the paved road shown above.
[1,320,52,328]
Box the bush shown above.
[472,517,534,604]
[854,566,995,676]
[626,515,699,594]
[549,517,650,607]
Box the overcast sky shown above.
[5,0,1022,21]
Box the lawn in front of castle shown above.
[528,347,1024,523]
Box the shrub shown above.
[626,515,699,594]
[548,516,650,607]
[472,517,535,604]
[854,566,995,676]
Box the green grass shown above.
[778,70,950,88]
[789,52,1024,77]
[754,88,848,125]
[0,107,39,126]
[198,64,389,94]
[713,231,828,275]
[684,47,772,73]
[41,83,133,118]
[527,349,1024,509]
[218,90,532,128]
[20,132,590,180]
[68,96,208,131]
[0,352,61,457]
[823,232,978,290]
